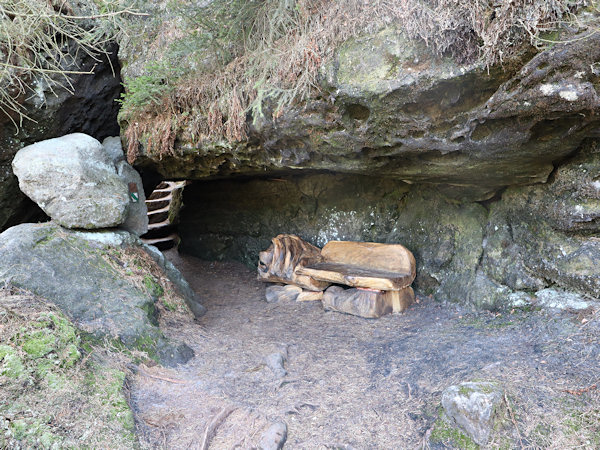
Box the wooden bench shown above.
[296,241,416,313]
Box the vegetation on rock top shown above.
[0,0,137,129]
[118,0,594,160]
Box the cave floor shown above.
[130,250,600,449]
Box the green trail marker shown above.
[128,182,139,203]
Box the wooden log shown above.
[384,287,415,313]
[322,286,393,318]
[265,285,302,303]
[296,290,324,302]
[257,234,330,291]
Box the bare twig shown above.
[200,406,237,450]
[52,10,149,20]
[138,367,188,385]
[560,383,598,396]
[0,0,136,130]
[504,392,523,448]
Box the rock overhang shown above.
[127,29,600,192]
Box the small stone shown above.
[534,288,591,310]
[508,291,532,308]
[441,381,504,445]
[265,352,287,378]
[258,421,287,450]
[265,285,302,303]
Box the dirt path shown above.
[130,251,600,449]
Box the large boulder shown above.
[0,222,205,365]
[0,36,121,232]
[12,133,130,230]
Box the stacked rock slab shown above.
[5,134,204,365]
[12,133,147,235]
[103,136,149,237]
[257,234,416,318]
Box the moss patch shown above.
[143,274,165,299]
[430,410,479,449]
[458,382,500,397]
[0,289,137,448]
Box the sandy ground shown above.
[130,250,600,449]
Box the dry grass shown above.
[0,286,138,448]
[0,0,140,130]
[100,245,195,322]
[121,0,591,161]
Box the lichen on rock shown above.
[441,381,506,445]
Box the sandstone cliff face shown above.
[0,2,588,309]
[177,141,600,308]
[118,16,599,307]
[483,140,600,299]
[125,27,600,193]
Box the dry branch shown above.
[0,0,137,129]
[200,406,237,450]
[560,383,598,396]
[138,368,188,385]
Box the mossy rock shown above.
[430,411,480,449]
[441,381,506,446]
[0,292,137,447]
[0,222,197,366]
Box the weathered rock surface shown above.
[534,288,592,310]
[127,29,600,193]
[12,133,129,229]
[258,421,287,450]
[264,352,287,378]
[120,9,600,310]
[0,222,202,365]
[0,40,121,232]
[179,149,600,309]
[140,243,207,319]
[116,160,149,236]
[483,141,600,298]
[441,381,505,445]
[102,136,126,164]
